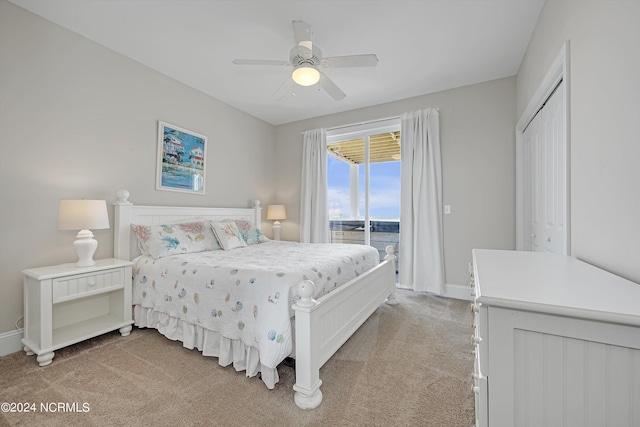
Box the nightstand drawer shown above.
[52,268,125,303]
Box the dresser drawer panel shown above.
[52,268,125,303]
[475,305,489,376]
[473,372,488,427]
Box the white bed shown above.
[113,190,397,409]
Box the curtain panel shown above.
[300,128,330,243]
[399,109,445,294]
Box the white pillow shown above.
[210,221,247,250]
[233,219,269,245]
[132,221,220,259]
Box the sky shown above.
[327,156,400,220]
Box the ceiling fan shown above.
[232,20,378,101]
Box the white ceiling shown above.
[10,0,545,125]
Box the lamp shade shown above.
[57,200,110,231]
[292,66,320,86]
[267,205,287,221]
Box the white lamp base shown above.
[272,221,282,241]
[73,229,98,267]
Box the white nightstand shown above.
[22,258,134,366]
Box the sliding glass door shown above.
[326,120,401,267]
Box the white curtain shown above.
[300,128,330,243]
[399,109,445,294]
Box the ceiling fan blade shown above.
[318,72,346,101]
[232,59,291,66]
[322,54,379,68]
[292,20,313,59]
[272,77,295,100]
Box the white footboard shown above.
[292,248,397,409]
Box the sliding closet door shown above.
[522,111,541,251]
[522,81,567,254]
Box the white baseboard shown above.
[0,329,24,357]
[444,283,473,301]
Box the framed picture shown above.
[156,121,207,194]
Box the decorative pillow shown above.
[210,221,248,250]
[132,221,220,259]
[233,219,269,245]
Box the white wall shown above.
[0,0,277,336]
[274,77,517,288]
[517,0,640,283]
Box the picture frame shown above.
[156,121,207,194]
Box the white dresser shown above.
[471,249,640,427]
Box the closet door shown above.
[522,111,541,251]
[522,81,567,254]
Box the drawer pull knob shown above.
[88,278,97,287]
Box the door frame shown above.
[516,41,571,254]
[326,118,401,245]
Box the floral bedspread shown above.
[132,241,380,369]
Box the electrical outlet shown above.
[444,205,451,215]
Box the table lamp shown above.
[57,200,110,267]
[267,204,286,241]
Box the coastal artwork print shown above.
[156,121,207,194]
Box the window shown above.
[327,133,401,220]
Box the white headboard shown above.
[113,189,262,261]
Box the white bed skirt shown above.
[133,306,280,389]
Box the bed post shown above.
[292,280,323,409]
[114,189,133,261]
[253,200,262,231]
[384,245,399,305]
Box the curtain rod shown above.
[300,115,400,135]
[326,115,401,132]
[299,108,440,135]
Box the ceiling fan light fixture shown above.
[292,66,320,86]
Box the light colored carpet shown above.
[0,289,474,426]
